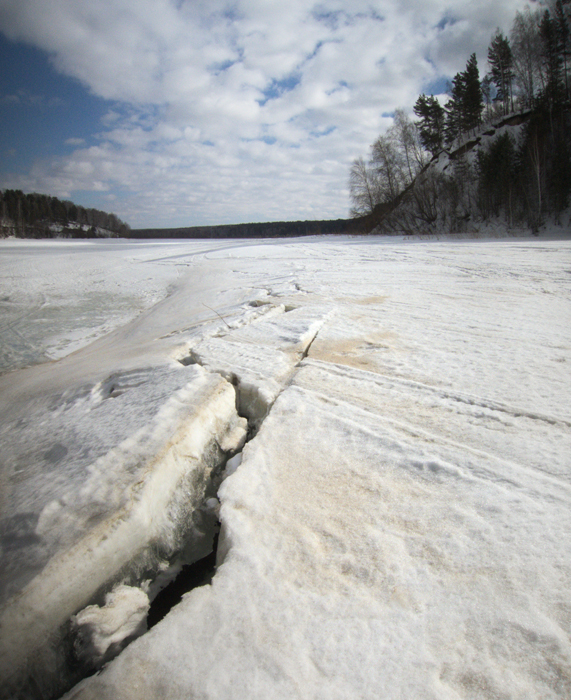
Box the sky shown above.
[0,0,539,229]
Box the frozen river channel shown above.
[0,235,570,699]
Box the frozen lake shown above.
[0,235,570,699]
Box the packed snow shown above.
[0,233,570,700]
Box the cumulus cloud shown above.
[0,0,536,226]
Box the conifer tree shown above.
[540,9,564,107]
[444,73,465,143]
[445,54,483,142]
[413,94,445,156]
[554,0,570,101]
[487,31,514,113]
[463,54,484,130]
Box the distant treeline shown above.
[130,218,362,239]
[0,189,130,239]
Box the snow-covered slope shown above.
[0,235,570,700]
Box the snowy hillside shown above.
[431,111,531,174]
[0,235,570,700]
[357,106,571,237]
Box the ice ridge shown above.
[0,366,247,700]
[0,300,331,700]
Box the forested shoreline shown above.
[350,3,571,234]
[4,4,570,242]
[130,218,363,239]
[0,190,130,239]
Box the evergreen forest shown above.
[0,190,130,239]
[350,2,571,234]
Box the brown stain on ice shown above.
[307,330,399,371]
[334,295,388,306]
[352,295,388,305]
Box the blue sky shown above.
[0,0,536,228]
[0,35,106,172]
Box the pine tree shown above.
[554,0,570,101]
[487,31,514,114]
[540,10,564,108]
[444,73,465,143]
[413,94,445,156]
[477,133,517,221]
[463,54,484,130]
[445,54,483,143]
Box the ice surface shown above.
[187,304,332,427]
[65,364,571,700]
[0,234,570,700]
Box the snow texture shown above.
[0,233,570,700]
[72,585,150,667]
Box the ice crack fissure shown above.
[146,532,219,629]
[51,308,328,699]
[147,322,325,633]
[143,387,264,629]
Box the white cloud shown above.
[0,0,537,227]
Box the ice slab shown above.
[186,305,332,427]
[0,363,246,698]
[64,360,571,699]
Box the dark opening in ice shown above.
[146,532,219,629]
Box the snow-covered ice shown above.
[187,304,331,427]
[0,234,570,699]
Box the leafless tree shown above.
[391,109,426,182]
[349,156,381,216]
[511,8,544,107]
